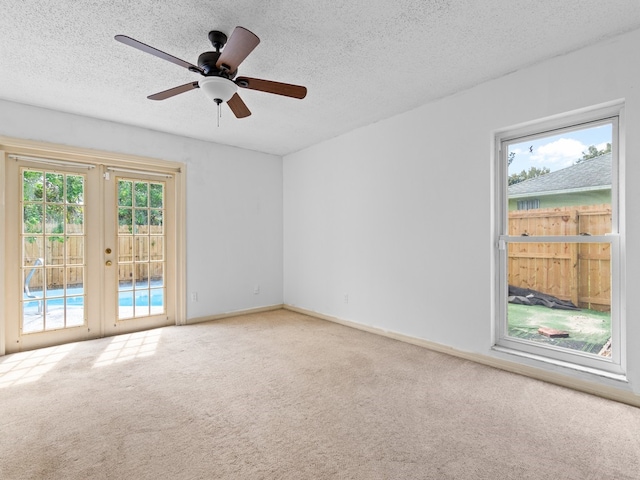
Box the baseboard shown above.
[284,305,640,409]
[185,304,285,325]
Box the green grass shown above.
[507,304,610,354]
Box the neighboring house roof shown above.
[508,153,611,198]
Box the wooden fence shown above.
[508,204,611,311]
[23,226,163,290]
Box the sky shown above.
[508,123,612,175]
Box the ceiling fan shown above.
[115,27,307,120]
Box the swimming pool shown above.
[23,283,165,308]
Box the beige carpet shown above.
[1,309,639,479]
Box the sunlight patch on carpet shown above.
[0,343,75,388]
[93,329,162,368]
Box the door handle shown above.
[106,260,113,267]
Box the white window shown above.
[495,104,624,376]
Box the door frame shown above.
[0,136,186,355]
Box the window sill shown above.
[491,345,628,383]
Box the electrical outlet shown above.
[191,292,198,302]
[344,294,349,304]
[254,285,260,295]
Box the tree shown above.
[577,143,611,163]
[508,166,551,186]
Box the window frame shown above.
[494,103,625,377]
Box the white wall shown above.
[0,100,283,320]
[283,28,640,397]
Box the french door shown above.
[4,154,177,353]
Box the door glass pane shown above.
[136,263,149,289]
[135,181,148,207]
[45,267,64,297]
[117,177,166,320]
[119,264,133,290]
[119,291,134,319]
[134,208,148,234]
[46,237,64,265]
[150,236,164,261]
[45,173,64,203]
[66,175,84,204]
[118,180,133,206]
[150,183,163,208]
[23,237,44,265]
[507,242,611,355]
[66,296,85,327]
[23,204,43,234]
[119,207,133,233]
[23,171,43,201]
[66,236,84,265]
[135,236,149,262]
[21,168,86,333]
[66,205,84,234]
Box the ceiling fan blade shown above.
[227,93,251,118]
[215,27,260,72]
[235,77,307,99]
[115,35,203,74]
[147,82,200,101]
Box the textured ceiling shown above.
[2,1,640,156]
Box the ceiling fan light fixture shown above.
[198,76,237,103]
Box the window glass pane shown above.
[507,124,612,235]
[507,241,611,356]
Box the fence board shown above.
[508,204,611,311]
[23,225,164,290]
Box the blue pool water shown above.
[24,285,164,307]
